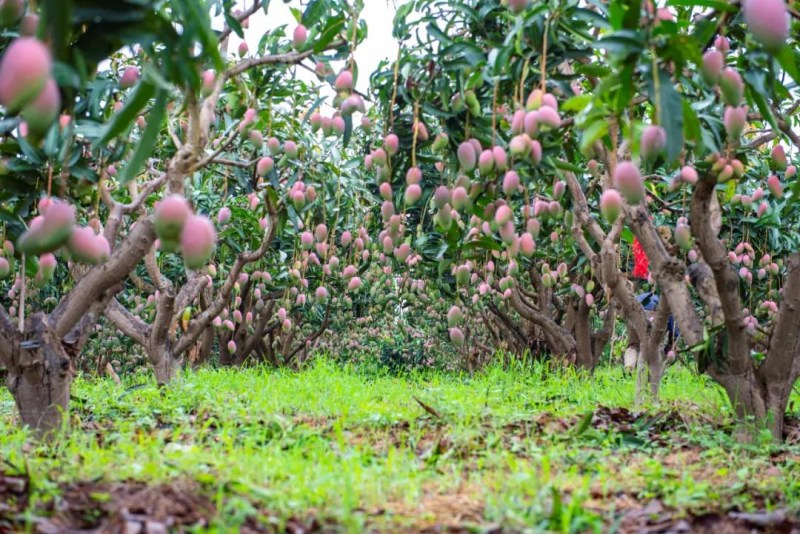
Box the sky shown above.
[224,1,406,95]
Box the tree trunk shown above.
[149,344,180,385]
[573,301,594,369]
[5,314,72,438]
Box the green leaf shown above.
[302,96,326,124]
[667,0,737,11]
[775,45,800,89]
[649,68,683,163]
[118,89,167,184]
[313,16,345,53]
[595,30,643,55]
[302,0,326,27]
[177,0,224,73]
[579,120,609,156]
[681,99,701,145]
[550,158,584,173]
[95,80,155,146]
[342,114,352,149]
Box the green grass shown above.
[1,359,799,532]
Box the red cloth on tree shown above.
[633,236,650,279]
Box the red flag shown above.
[633,236,650,279]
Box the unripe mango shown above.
[0,37,52,113]
[502,170,520,197]
[714,35,730,53]
[291,190,305,210]
[767,175,783,198]
[217,207,231,225]
[248,130,263,147]
[640,125,667,161]
[347,277,362,291]
[478,149,495,175]
[300,232,314,250]
[315,223,328,242]
[530,140,542,164]
[379,182,392,201]
[495,205,513,226]
[67,227,110,264]
[181,215,216,269]
[523,111,538,137]
[675,224,692,251]
[0,257,9,279]
[18,199,74,255]
[447,306,463,327]
[537,106,561,130]
[293,25,308,50]
[771,145,787,170]
[257,156,274,176]
[506,0,528,13]
[394,243,411,263]
[519,232,535,257]
[464,90,480,115]
[432,132,449,151]
[404,184,422,206]
[20,77,60,136]
[406,166,422,184]
[457,142,477,171]
[492,146,508,171]
[334,70,353,91]
[509,134,530,156]
[600,189,622,223]
[701,50,724,84]
[680,166,698,184]
[613,162,644,204]
[413,121,429,142]
[155,194,191,241]
[723,105,748,139]
[553,181,566,200]
[0,0,23,27]
[719,68,744,106]
[201,70,216,97]
[119,67,139,89]
[510,109,525,134]
[384,133,399,156]
[315,286,329,303]
[451,186,471,211]
[432,186,451,209]
[743,0,789,53]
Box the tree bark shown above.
[5,314,72,438]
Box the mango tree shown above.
[365,0,800,436]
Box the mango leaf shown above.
[649,68,683,163]
[595,30,644,55]
[302,96,326,124]
[118,89,167,184]
[681,99,701,145]
[775,45,800,88]
[743,69,778,131]
[667,0,737,11]
[579,120,609,156]
[302,0,326,27]
[342,114,353,149]
[313,16,345,53]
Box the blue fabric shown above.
[636,292,679,340]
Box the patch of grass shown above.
[1,359,799,532]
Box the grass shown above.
[1,358,799,532]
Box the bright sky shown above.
[225,1,405,95]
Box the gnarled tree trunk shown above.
[5,314,72,438]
